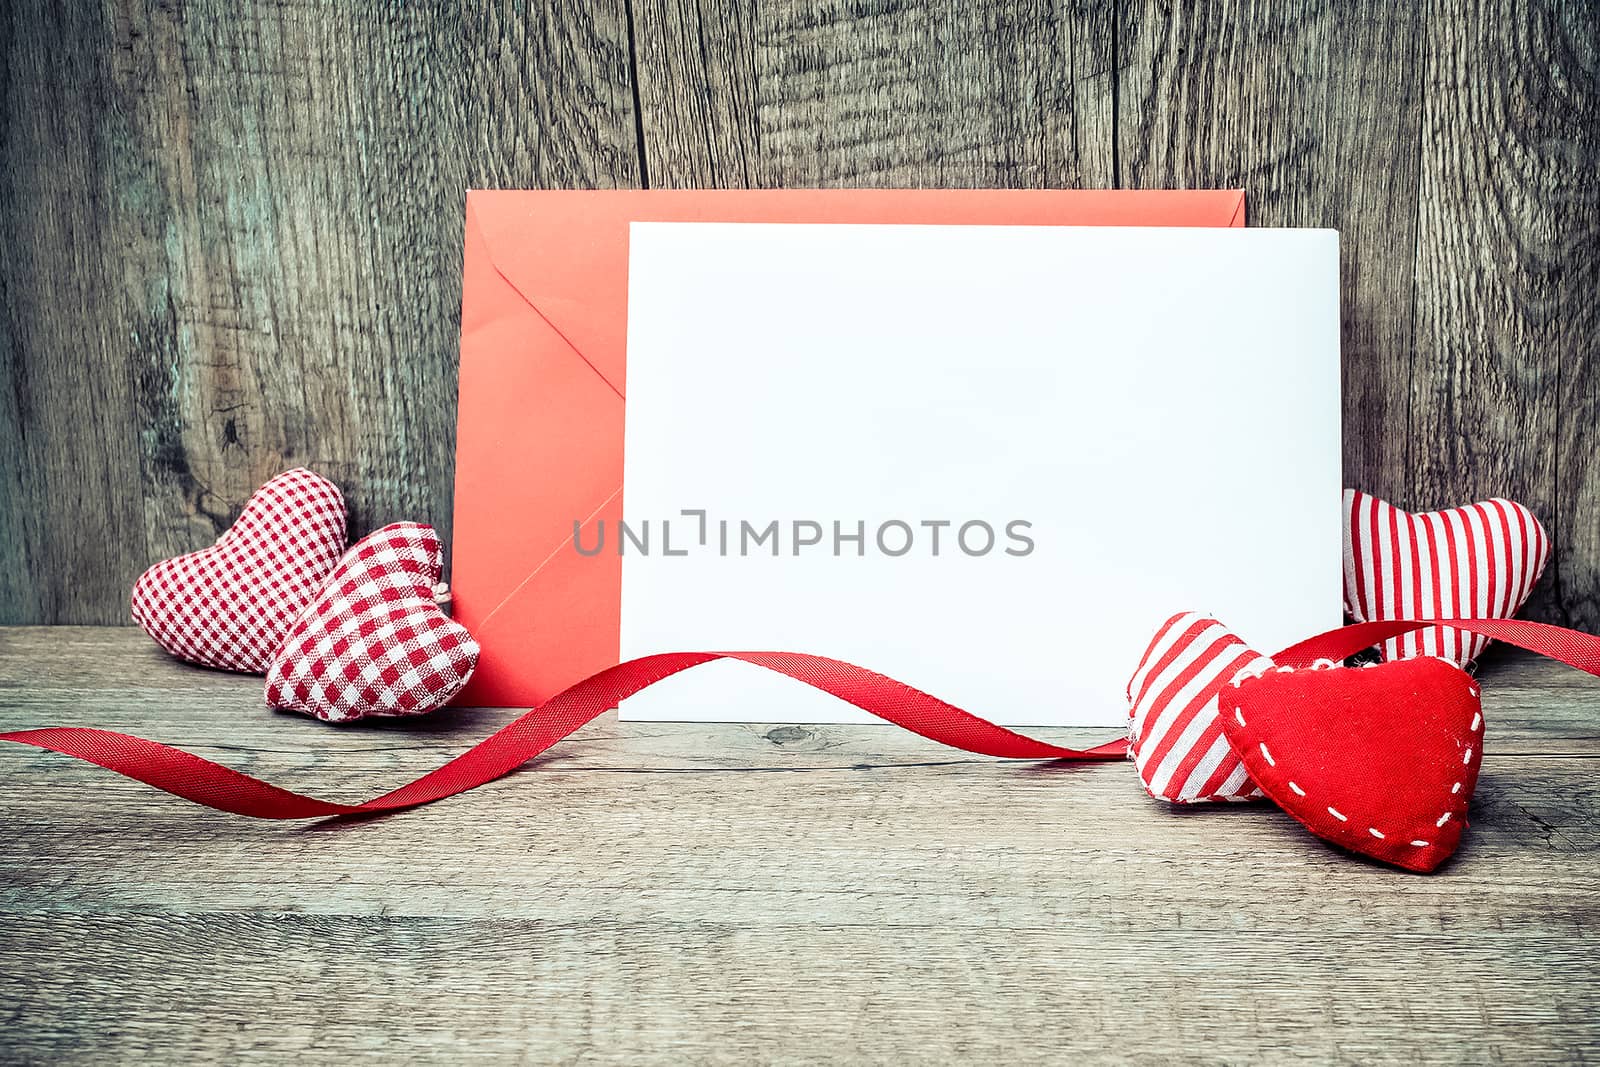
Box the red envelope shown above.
[452,189,1247,707]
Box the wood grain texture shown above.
[0,0,640,624]
[631,0,1118,188]
[1411,0,1600,628]
[0,1,151,625]
[1,627,1598,1061]
[2,8,1598,621]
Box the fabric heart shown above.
[1125,612,1274,804]
[131,468,348,672]
[266,523,479,723]
[1219,655,1483,872]
[1344,489,1550,666]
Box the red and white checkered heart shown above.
[1125,612,1275,804]
[131,468,348,673]
[266,522,479,723]
[1344,489,1550,667]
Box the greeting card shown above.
[618,223,1342,725]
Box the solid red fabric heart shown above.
[1218,656,1483,872]
[265,523,479,723]
[130,468,347,672]
[1344,489,1549,666]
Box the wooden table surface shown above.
[3,626,1598,1062]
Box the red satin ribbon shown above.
[1276,617,1600,673]
[4,619,1596,820]
[0,650,1125,819]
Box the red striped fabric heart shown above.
[1344,490,1550,666]
[265,523,479,723]
[1125,612,1275,804]
[130,468,347,672]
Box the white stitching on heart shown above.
[1235,661,1477,853]
[1231,664,1268,689]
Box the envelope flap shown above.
[466,190,648,394]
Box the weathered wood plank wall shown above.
[2,0,1596,626]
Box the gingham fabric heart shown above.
[1125,612,1274,804]
[266,522,479,723]
[130,468,347,672]
[1344,489,1550,666]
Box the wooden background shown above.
[2,0,1596,627]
